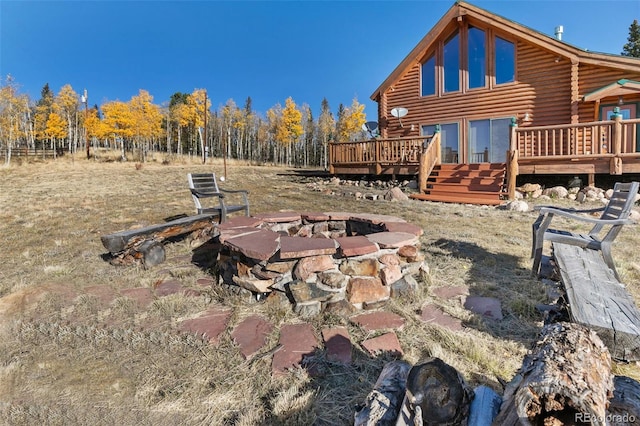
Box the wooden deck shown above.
[329,115,640,202]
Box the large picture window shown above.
[495,36,515,84]
[443,32,460,93]
[468,26,486,89]
[421,55,436,96]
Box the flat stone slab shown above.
[154,279,184,297]
[272,323,319,375]
[432,285,470,300]
[351,311,406,331]
[179,306,232,345]
[335,236,379,257]
[301,212,331,221]
[218,227,262,244]
[361,332,403,357]
[83,285,117,307]
[350,213,407,225]
[365,232,419,249]
[231,315,274,359]
[224,229,281,261]
[383,221,424,237]
[218,216,263,230]
[253,212,302,223]
[323,212,355,221]
[119,287,154,309]
[196,277,215,287]
[322,327,352,364]
[464,296,503,320]
[279,236,337,259]
[420,304,464,331]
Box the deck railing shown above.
[329,136,432,174]
[513,117,640,159]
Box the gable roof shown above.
[583,79,640,102]
[371,0,640,101]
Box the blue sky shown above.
[1,0,638,119]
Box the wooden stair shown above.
[410,163,507,205]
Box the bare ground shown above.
[0,155,638,425]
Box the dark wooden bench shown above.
[101,213,219,267]
[553,242,640,361]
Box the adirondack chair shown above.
[531,181,639,280]
[187,172,250,222]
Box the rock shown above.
[318,271,349,289]
[322,327,352,364]
[518,183,541,193]
[383,187,409,202]
[231,315,274,359]
[380,264,403,285]
[293,255,336,281]
[390,275,419,298]
[378,253,400,266]
[464,296,503,320]
[347,276,390,304]
[288,280,335,304]
[505,200,529,212]
[324,299,357,316]
[232,275,274,293]
[294,300,322,318]
[272,323,319,375]
[544,186,569,199]
[340,258,380,277]
[351,311,406,331]
[361,332,403,356]
[420,303,463,331]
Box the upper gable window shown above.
[443,31,460,93]
[468,26,486,89]
[421,54,436,96]
[495,36,515,84]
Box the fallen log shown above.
[101,213,218,267]
[354,360,411,426]
[607,375,640,425]
[493,322,614,426]
[396,357,473,426]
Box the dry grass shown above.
[0,154,638,425]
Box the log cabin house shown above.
[328,1,640,205]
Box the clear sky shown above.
[1,0,638,119]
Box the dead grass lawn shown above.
[0,155,638,425]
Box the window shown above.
[421,55,436,96]
[469,118,511,162]
[443,32,460,93]
[495,36,515,84]
[468,26,486,89]
[422,123,459,163]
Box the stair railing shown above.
[418,130,442,192]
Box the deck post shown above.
[507,117,519,200]
[328,143,335,174]
[610,108,623,175]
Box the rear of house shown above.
[331,0,640,203]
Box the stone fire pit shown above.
[213,212,427,316]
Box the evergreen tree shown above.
[622,19,640,57]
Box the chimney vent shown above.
[554,25,564,40]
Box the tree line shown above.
[0,76,368,167]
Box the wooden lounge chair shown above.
[187,172,250,222]
[531,181,639,280]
